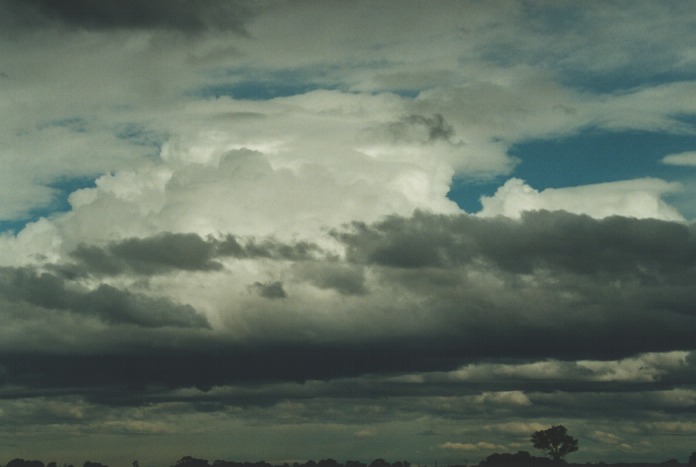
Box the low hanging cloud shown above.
[0,266,209,329]
[439,441,506,452]
[335,209,696,277]
[252,281,287,300]
[66,232,323,277]
[0,209,694,402]
[71,233,223,275]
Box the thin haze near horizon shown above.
[1,1,696,466]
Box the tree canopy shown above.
[530,425,579,462]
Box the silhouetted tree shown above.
[173,457,209,467]
[479,451,553,467]
[83,462,108,467]
[7,460,45,467]
[369,460,390,467]
[689,451,696,466]
[530,425,578,462]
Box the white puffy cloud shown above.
[662,151,696,167]
[477,178,684,220]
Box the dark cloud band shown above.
[1,0,254,33]
[1,211,695,407]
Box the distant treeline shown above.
[171,457,413,467]
[2,454,694,467]
[478,450,691,466]
[1,461,108,467]
[0,457,413,467]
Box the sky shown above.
[1,1,696,465]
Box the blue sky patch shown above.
[510,129,696,189]
[0,176,97,234]
[447,128,696,213]
[447,177,505,213]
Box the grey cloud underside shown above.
[2,211,696,402]
[68,232,323,277]
[384,113,457,143]
[252,281,287,299]
[0,0,254,33]
[336,210,696,275]
[0,267,209,328]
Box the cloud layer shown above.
[1,1,696,466]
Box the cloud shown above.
[293,262,368,296]
[337,209,696,278]
[661,151,696,167]
[637,421,696,434]
[252,281,287,300]
[484,422,547,436]
[71,233,223,275]
[354,429,377,439]
[439,441,506,451]
[588,430,623,445]
[0,267,209,329]
[0,210,694,403]
[378,113,456,144]
[477,178,684,221]
[66,232,323,277]
[1,3,696,463]
[476,391,531,406]
[0,0,254,33]
[445,351,693,389]
[577,351,690,383]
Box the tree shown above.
[530,425,578,462]
[7,460,45,467]
[173,457,210,467]
[689,451,696,466]
[479,451,550,467]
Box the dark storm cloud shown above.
[331,210,696,360]
[404,114,455,142]
[72,232,223,275]
[0,0,254,33]
[68,233,323,277]
[252,281,287,299]
[294,262,368,296]
[336,210,696,277]
[2,211,696,405]
[0,336,463,401]
[382,113,456,143]
[0,267,209,328]
[219,235,323,261]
